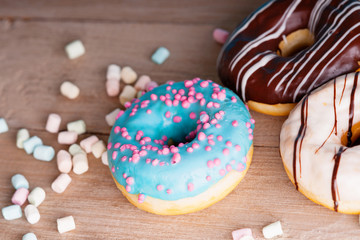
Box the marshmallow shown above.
[65,40,85,59]
[23,136,43,154]
[58,131,78,145]
[134,75,151,91]
[45,113,61,133]
[107,64,121,81]
[11,187,29,206]
[262,221,283,239]
[232,228,254,240]
[106,79,120,97]
[101,151,108,165]
[16,128,30,149]
[11,174,29,189]
[60,81,80,99]
[0,118,9,133]
[80,135,99,153]
[121,66,137,84]
[137,90,145,99]
[91,140,106,158]
[51,173,72,194]
[151,47,170,64]
[57,215,76,234]
[2,204,22,220]
[67,120,86,135]
[33,145,55,161]
[57,150,72,173]
[72,152,89,175]
[145,81,158,92]
[119,85,137,105]
[24,204,40,224]
[22,233,37,240]
[213,28,229,44]
[68,143,85,156]
[28,187,46,207]
[105,108,121,126]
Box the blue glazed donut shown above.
[107,78,254,215]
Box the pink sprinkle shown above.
[173,100,179,106]
[235,145,241,151]
[126,177,134,185]
[111,166,115,173]
[162,135,168,141]
[219,169,226,176]
[213,28,229,44]
[187,147,193,153]
[114,126,121,134]
[116,110,124,119]
[166,189,172,194]
[200,113,209,123]
[187,183,194,192]
[203,123,210,129]
[150,94,158,101]
[172,89,177,94]
[232,120,238,127]
[124,102,131,108]
[226,141,232,147]
[173,116,182,123]
[250,118,255,124]
[152,159,159,166]
[146,158,151,164]
[217,135,223,141]
[237,163,245,171]
[159,162,165,166]
[123,173,127,178]
[146,109,152,114]
[107,142,113,150]
[205,146,211,151]
[138,194,145,203]
[249,134,253,140]
[189,112,196,119]
[207,134,214,139]
[121,156,127,162]
[226,164,232,172]
[166,86,171,91]
[206,175,211,181]
[207,160,214,168]
[214,102,220,108]
[165,111,171,118]
[208,139,215,145]
[215,124,221,128]
[192,143,200,149]
[112,151,118,160]
[223,148,230,155]
[182,100,190,108]
[195,93,203,99]
[170,147,179,153]
[231,160,236,164]
[207,102,213,108]
[178,89,185,95]
[188,96,195,103]
[160,95,166,101]
[171,153,181,164]
[246,122,251,128]
[198,132,206,141]
[248,128,253,134]
[184,80,193,88]
[157,185,163,191]
[214,158,221,166]
[165,99,172,106]
[200,98,206,106]
[125,185,131,192]
[200,81,209,88]
[211,93,217,99]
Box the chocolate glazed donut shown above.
[217,0,360,115]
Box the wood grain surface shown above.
[0,1,359,239]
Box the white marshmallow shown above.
[45,113,61,133]
[101,151,108,165]
[27,187,46,207]
[67,120,86,135]
[106,79,120,97]
[22,233,37,240]
[65,40,85,59]
[60,81,80,99]
[0,118,9,133]
[119,85,137,106]
[232,228,254,240]
[57,150,72,173]
[134,75,151,91]
[72,153,88,175]
[51,173,72,194]
[105,108,121,126]
[68,143,85,156]
[57,215,76,234]
[24,204,40,224]
[262,221,283,239]
[58,131,78,145]
[106,64,121,82]
[121,66,137,84]
[91,140,106,158]
[80,135,99,153]
[16,128,30,149]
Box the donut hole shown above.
[162,118,198,147]
[277,29,315,57]
[341,122,360,147]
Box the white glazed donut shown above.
[280,72,360,214]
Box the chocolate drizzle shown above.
[292,96,308,190]
[331,146,346,212]
[346,72,358,146]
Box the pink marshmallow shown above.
[11,187,29,206]
[106,79,120,97]
[232,228,254,240]
[57,150,72,173]
[213,28,229,44]
[46,113,62,133]
[80,135,99,153]
[58,131,78,145]
[145,81,158,92]
[134,75,152,91]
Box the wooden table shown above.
[1,1,359,239]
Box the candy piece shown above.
[60,81,80,99]
[101,151,108,165]
[145,81,159,92]
[262,221,283,239]
[57,150,72,173]
[28,187,46,207]
[22,233,37,240]
[2,204,22,220]
[105,108,121,126]
[106,79,120,97]
[232,228,254,240]
[24,204,40,224]
[11,174,29,189]
[134,75,151,91]
[51,173,72,194]
[33,145,55,161]
[137,90,145,99]
[11,187,29,206]
[45,113,62,133]
[67,120,86,135]
[119,85,137,105]
[58,131,78,145]
[68,143,85,156]
[106,64,121,81]
[80,135,99,153]
[16,128,30,149]
[213,28,229,44]
[91,140,106,158]
[23,136,43,154]
[121,66,137,84]
[65,40,85,59]
[0,118,9,133]
[72,152,89,175]
[57,215,76,234]
[151,47,170,64]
